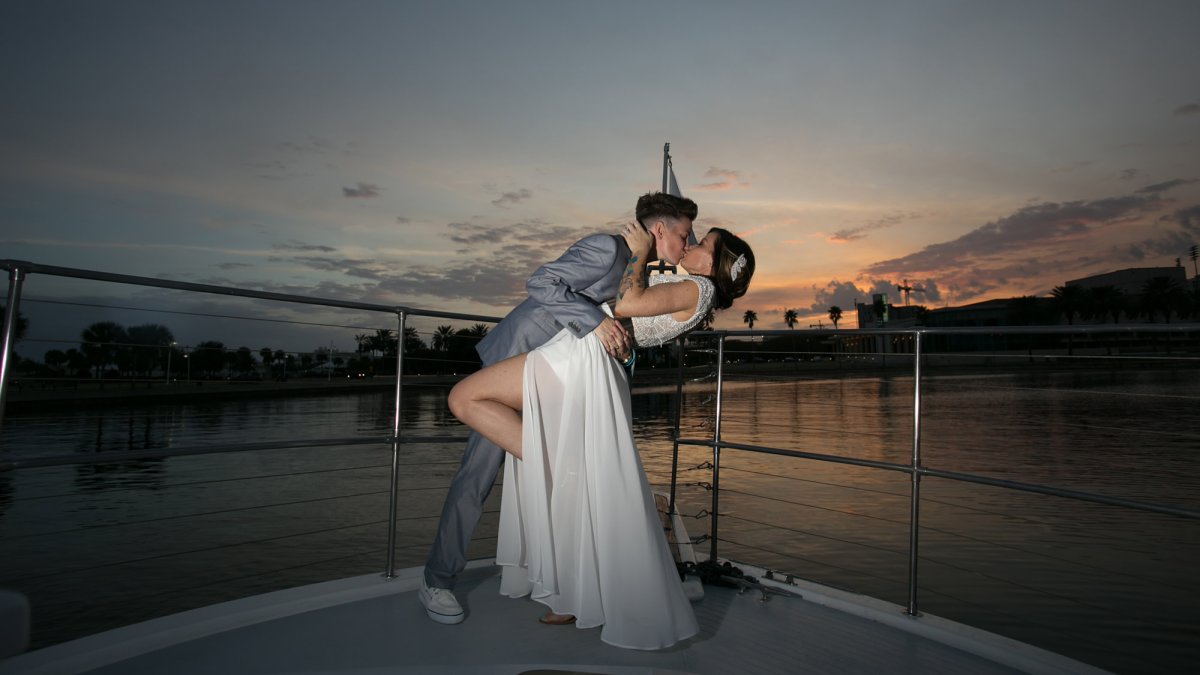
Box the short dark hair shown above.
[635,192,698,225]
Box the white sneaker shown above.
[419,579,464,625]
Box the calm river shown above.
[1,367,1198,674]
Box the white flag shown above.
[662,144,697,245]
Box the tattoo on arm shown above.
[617,256,639,300]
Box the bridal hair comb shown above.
[730,254,748,281]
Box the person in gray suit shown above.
[420,192,698,624]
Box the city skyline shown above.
[3,1,1199,353]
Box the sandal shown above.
[538,611,576,625]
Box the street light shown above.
[184,350,191,385]
[166,341,176,384]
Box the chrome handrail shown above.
[0,258,502,582]
[907,330,923,615]
[0,259,500,322]
[677,323,1200,621]
[4,257,1200,642]
[0,266,26,430]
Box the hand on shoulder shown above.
[620,222,653,259]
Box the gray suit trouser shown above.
[422,233,628,590]
[423,428,504,589]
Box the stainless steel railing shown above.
[669,324,1200,617]
[5,257,1200,648]
[0,258,500,580]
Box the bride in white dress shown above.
[449,223,754,650]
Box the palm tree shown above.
[191,340,226,378]
[1087,285,1125,324]
[260,347,274,376]
[44,349,67,372]
[371,329,394,358]
[828,306,842,329]
[233,346,255,375]
[80,321,129,377]
[353,333,368,355]
[1139,276,1186,323]
[432,325,455,352]
[742,310,759,362]
[742,310,757,330]
[403,326,424,354]
[783,309,798,329]
[66,348,89,377]
[1051,285,1086,325]
[450,324,491,368]
[126,323,175,376]
[1185,287,1200,321]
[782,309,799,365]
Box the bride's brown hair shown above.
[704,228,755,310]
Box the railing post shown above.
[668,335,685,518]
[709,333,727,562]
[0,265,27,436]
[906,330,923,615]
[385,309,407,578]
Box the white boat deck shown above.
[0,561,1110,675]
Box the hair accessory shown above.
[730,254,748,281]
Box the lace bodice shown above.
[630,275,715,347]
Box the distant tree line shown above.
[21,319,505,380]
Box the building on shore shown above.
[838,265,1199,356]
[1065,265,1189,297]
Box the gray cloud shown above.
[1120,168,1139,181]
[252,138,358,180]
[448,222,516,245]
[698,167,749,191]
[1172,204,1200,234]
[269,218,595,309]
[396,216,411,224]
[830,211,922,243]
[287,256,386,281]
[272,240,338,252]
[1136,178,1198,194]
[805,277,944,315]
[864,192,1169,278]
[216,262,253,270]
[1108,204,1200,265]
[343,182,381,198]
[1173,103,1200,116]
[491,189,533,208]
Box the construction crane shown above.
[895,279,926,306]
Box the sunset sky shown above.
[3,1,1199,354]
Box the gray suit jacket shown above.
[476,233,632,366]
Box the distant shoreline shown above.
[7,354,1196,412]
[2,369,686,411]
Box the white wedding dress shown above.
[496,274,713,650]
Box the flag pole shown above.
[662,142,671,193]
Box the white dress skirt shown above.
[495,312,700,650]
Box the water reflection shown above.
[0,472,12,520]
[74,460,166,492]
[1,369,1198,673]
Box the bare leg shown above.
[447,353,528,459]
[454,354,577,625]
